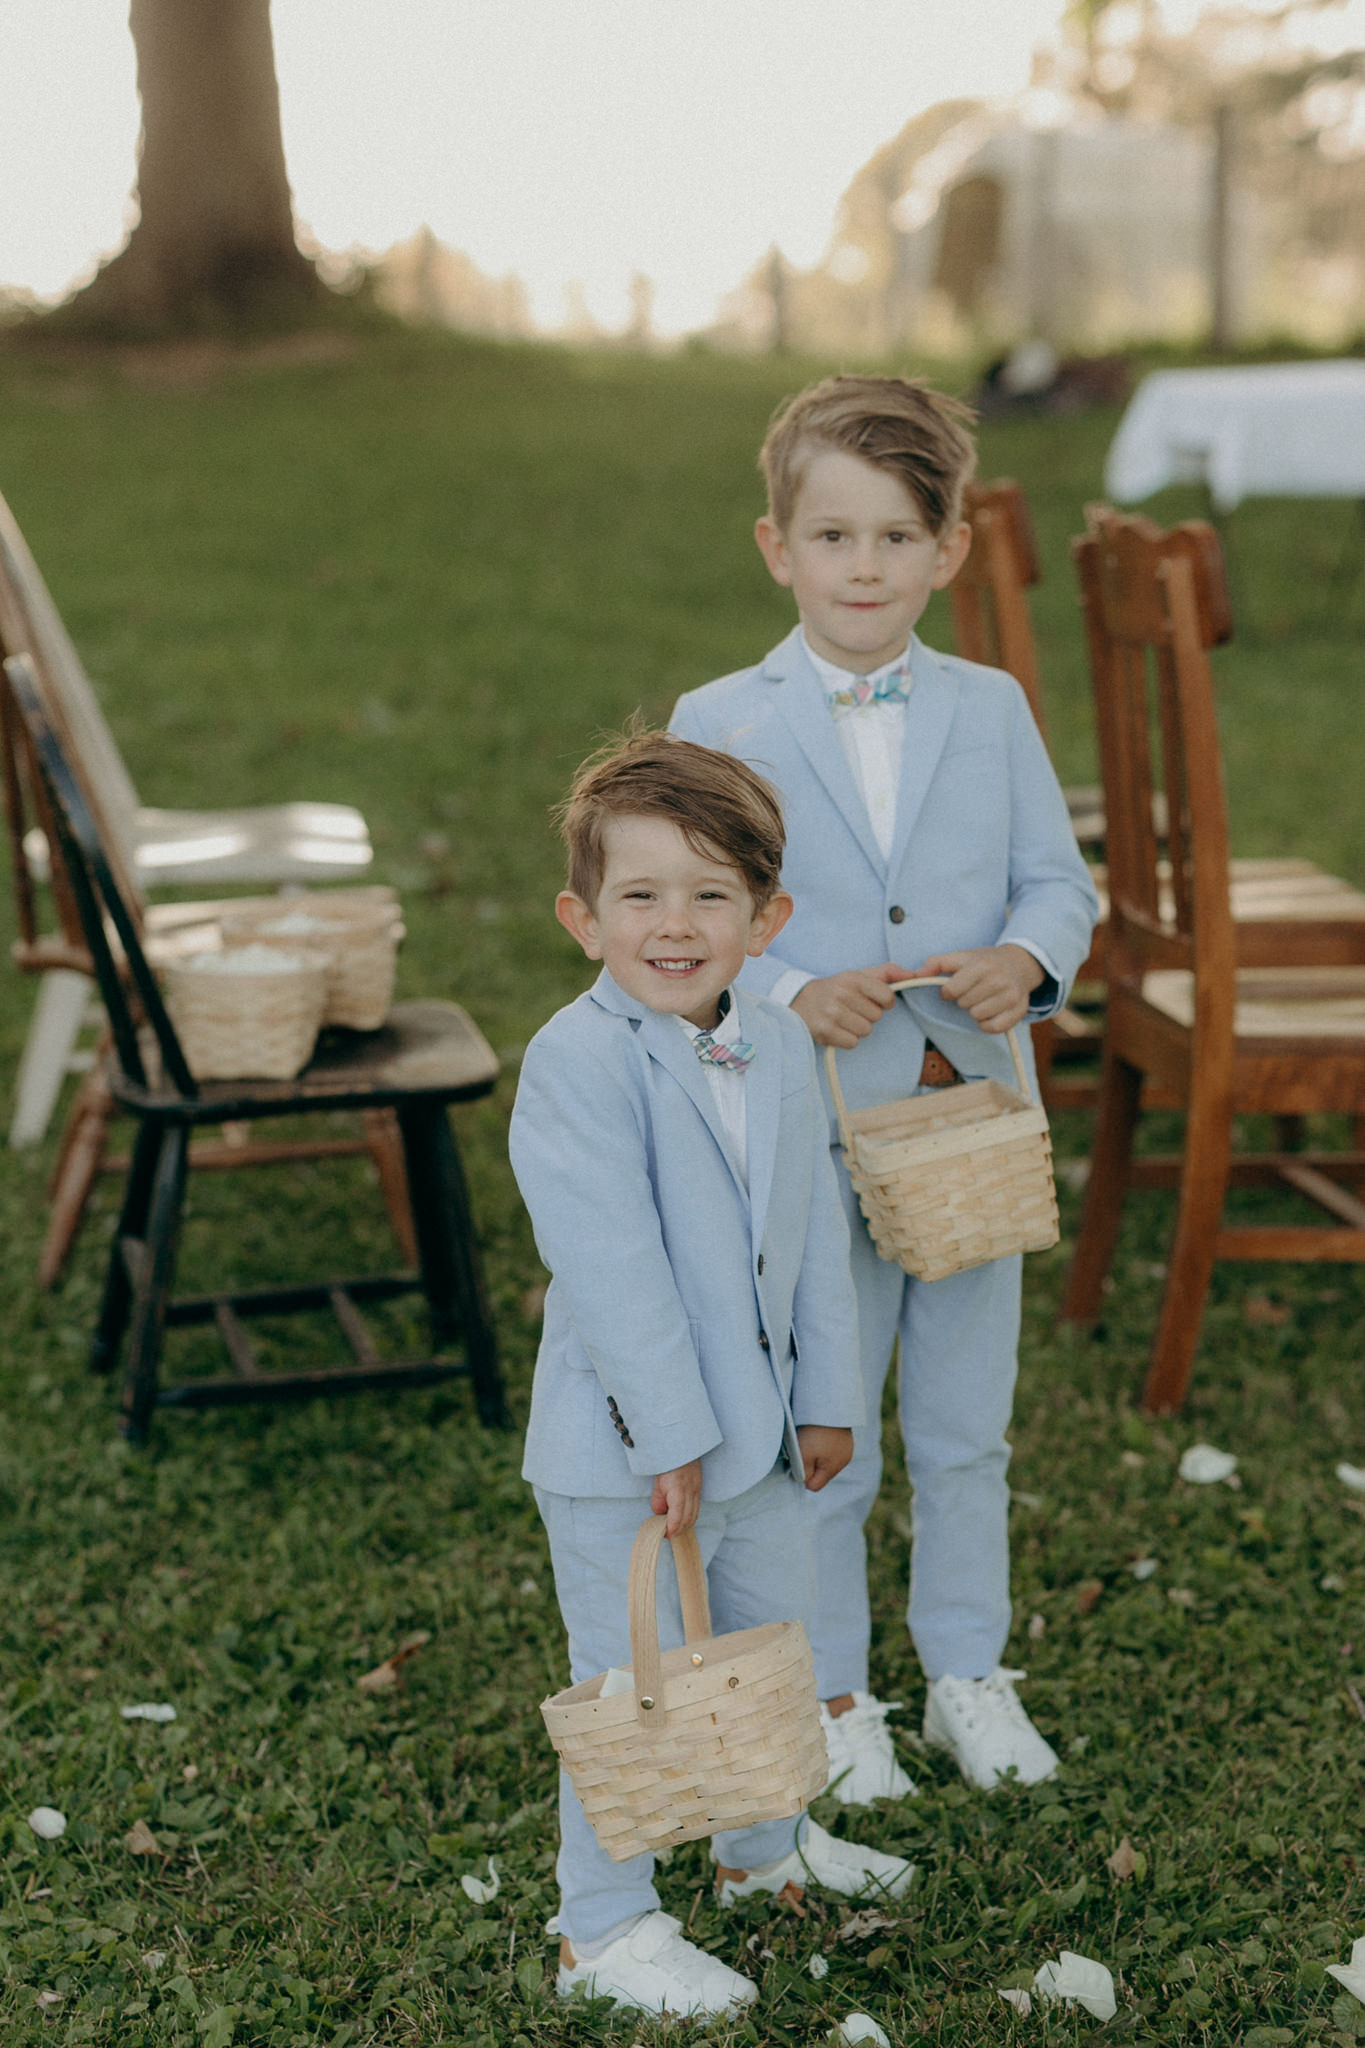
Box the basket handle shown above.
[626,1515,713,1728]
[822,973,1034,1132]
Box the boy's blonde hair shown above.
[760,374,977,536]
[557,728,785,911]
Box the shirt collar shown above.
[674,986,741,1046]
[801,629,914,699]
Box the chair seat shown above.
[1093,857,1365,927]
[114,1000,500,1121]
[1143,965,1365,1042]
[131,802,372,882]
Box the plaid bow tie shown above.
[692,1031,756,1071]
[827,666,911,716]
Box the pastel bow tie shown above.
[827,667,911,716]
[692,1031,756,1072]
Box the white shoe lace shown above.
[827,1696,903,1752]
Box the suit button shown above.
[758,1330,770,1352]
[889,904,906,925]
[757,1253,765,1275]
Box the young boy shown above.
[670,376,1099,1802]
[510,730,914,2023]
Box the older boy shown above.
[511,731,913,2023]
[671,376,1099,1801]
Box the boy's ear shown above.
[746,890,794,957]
[931,520,973,590]
[555,890,602,960]
[754,516,793,588]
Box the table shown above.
[1104,360,1365,511]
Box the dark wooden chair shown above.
[1059,511,1365,1413]
[8,654,509,1443]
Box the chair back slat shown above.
[1073,510,1237,1008]
[951,480,1047,738]
[5,655,198,1101]
[0,489,145,904]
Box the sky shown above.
[4,0,1363,337]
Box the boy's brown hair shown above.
[760,373,977,536]
[558,727,785,910]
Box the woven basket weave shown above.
[220,899,401,1032]
[542,1515,827,1862]
[827,976,1059,1285]
[167,950,327,1081]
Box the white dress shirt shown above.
[674,987,748,1187]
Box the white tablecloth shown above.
[1104,361,1365,511]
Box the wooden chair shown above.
[0,481,373,1148]
[1059,510,1365,1413]
[8,654,508,1444]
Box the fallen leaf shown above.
[35,1991,63,2014]
[1077,1578,1104,1614]
[998,1987,1032,2015]
[1327,1937,1365,2004]
[1033,1950,1117,2022]
[120,1702,177,1723]
[27,1807,66,1840]
[1179,1442,1238,1484]
[460,1855,500,1904]
[124,1821,161,1856]
[809,1952,830,1979]
[1337,1464,1365,1494]
[1107,1835,1138,1880]
[357,1630,432,1694]
[837,1909,901,1944]
[1244,1295,1290,1327]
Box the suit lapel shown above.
[735,989,779,1255]
[886,638,960,881]
[626,993,750,1205]
[762,631,886,879]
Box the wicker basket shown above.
[541,1515,828,1862]
[167,946,328,1081]
[827,976,1059,1284]
[219,899,401,1032]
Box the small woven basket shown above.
[541,1515,828,1862]
[220,898,401,1032]
[167,948,328,1081]
[827,976,1059,1285]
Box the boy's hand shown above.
[651,1460,702,1536]
[791,966,904,1048]
[917,944,1044,1033]
[796,1425,854,1492]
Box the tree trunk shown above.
[59,0,321,336]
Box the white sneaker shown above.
[820,1693,917,1804]
[556,1911,757,2018]
[923,1666,1059,1790]
[714,1818,914,1905]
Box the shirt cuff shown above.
[767,966,816,1009]
[1006,939,1063,1017]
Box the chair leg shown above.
[8,969,95,1147]
[90,1120,166,1376]
[38,1066,115,1289]
[396,1100,509,1428]
[1141,1084,1233,1417]
[1060,1047,1143,1325]
[120,1126,189,1445]
[363,1108,420,1267]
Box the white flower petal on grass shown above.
[120,1703,177,1723]
[808,1952,830,1979]
[1327,1937,1365,2004]
[460,1856,500,1904]
[1130,1557,1159,1580]
[141,1950,168,1972]
[831,2017,891,2047]
[1337,1464,1365,1494]
[1179,1443,1238,1484]
[998,1987,1033,2015]
[1033,1951,1117,2022]
[27,1807,66,1840]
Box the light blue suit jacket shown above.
[510,969,864,1502]
[670,629,1100,1115]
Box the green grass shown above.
[0,328,1362,2046]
